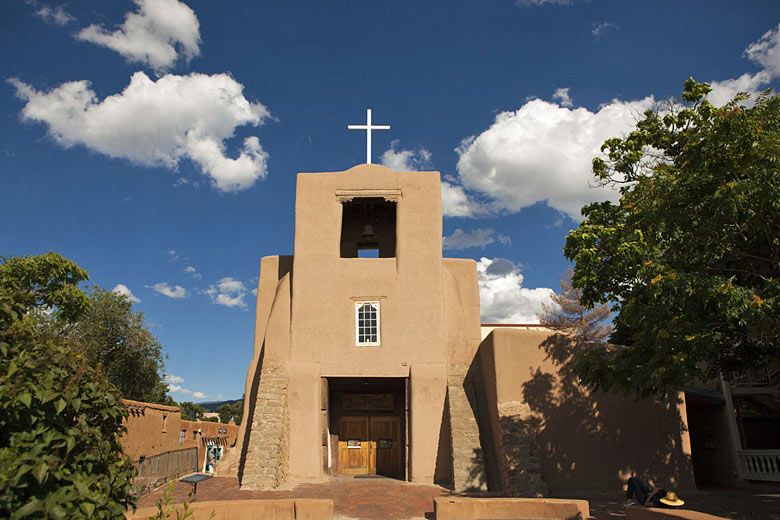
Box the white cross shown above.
[347,108,390,164]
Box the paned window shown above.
[355,302,380,346]
[179,430,186,445]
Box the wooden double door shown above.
[338,415,402,477]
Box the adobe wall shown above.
[483,329,696,493]
[237,255,293,443]
[180,419,239,452]
[121,400,182,461]
[234,255,293,475]
[434,497,590,520]
[121,399,238,465]
[238,165,492,488]
[290,164,446,374]
[127,499,334,520]
[443,258,482,365]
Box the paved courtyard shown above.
[582,488,780,520]
[135,476,780,520]
[136,476,455,519]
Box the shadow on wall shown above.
[467,447,487,492]
[434,393,454,488]
[520,333,695,493]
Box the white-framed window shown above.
[355,301,380,346]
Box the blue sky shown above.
[2,0,780,402]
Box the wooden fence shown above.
[132,447,198,495]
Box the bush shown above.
[0,291,136,518]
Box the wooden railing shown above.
[737,450,780,482]
[731,361,780,389]
[132,447,198,495]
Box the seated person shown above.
[626,477,685,508]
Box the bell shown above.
[361,224,377,242]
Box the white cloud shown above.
[205,277,247,308]
[477,257,554,324]
[147,282,188,298]
[112,283,141,303]
[708,71,770,107]
[165,375,206,398]
[453,95,655,221]
[76,0,200,71]
[590,21,617,39]
[441,181,487,218]
[446,24,780,223]
[184,265,202,279]
[709,23,780,106]
[167,384,188,393]
[443,228,496,250]
[744,24,780,77]
[379,140,432,171]
[9,71,271,192]
[552,87,573,107]
[497,234,511,246]
[35,4,75,26]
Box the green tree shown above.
[0,252,90,323]
[2,254,170,404]
[565,80,780,399]
[76,287,168,404]
[179,401,207,422]
[216,400,243,425]
[0,255,135,518]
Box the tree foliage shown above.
[565,80,780,398]
[1,253,170,404]
[0,255,135,518]
[77,287,168,404]
[538,267,613,345]
[178,402,207,422]
[216,400,243,426]
[0,252,90,323]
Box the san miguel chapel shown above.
[223,111,697,497]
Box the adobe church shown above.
[229,158,696,496]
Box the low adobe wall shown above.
[480,328,696,494]
[434,497,591,520]
[127,499,333,520]
[625,506,727,520]
[121,400,182,460]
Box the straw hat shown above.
[659,491,685,507]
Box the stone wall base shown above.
[239,363,290,490]
[497,401,548,497]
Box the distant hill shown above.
[197,399,241,412]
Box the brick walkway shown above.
[135,476,780,520]
[135,476,455,519]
